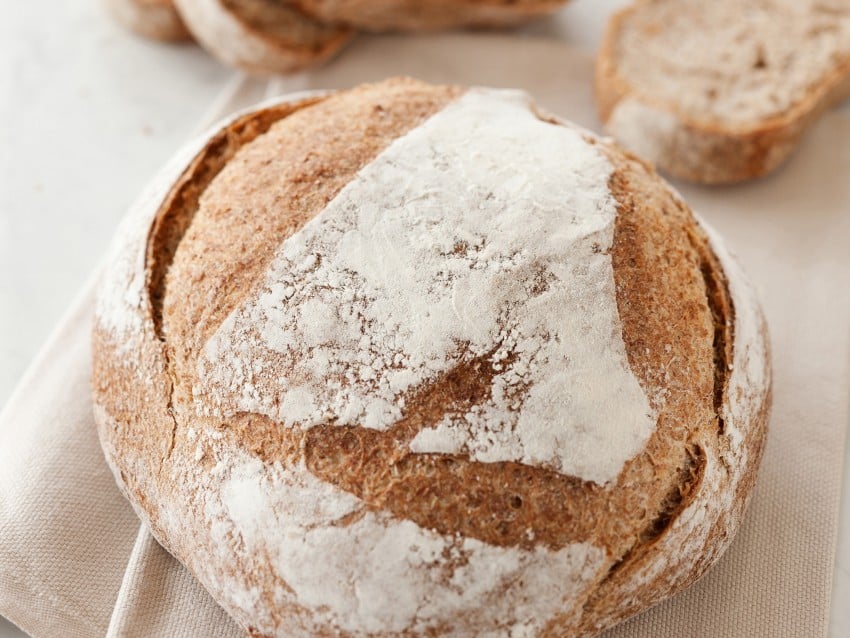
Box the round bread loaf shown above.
[92,78,771,637]
[290,0,568,31]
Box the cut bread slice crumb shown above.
[596,0,850,184]
[174,0,353,74]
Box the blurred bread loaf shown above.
[110,0,570,72]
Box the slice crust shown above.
[106,0,192,41]
[291,0,567,31]
[596,0,850,184]
[173,0,354,73]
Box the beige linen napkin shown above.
[1,36,849,637]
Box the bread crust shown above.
[596,0,850,184]
[290,0,567,31]
[105,0,192,41]
[173,0,353,74]
[573,153,771,634]
[93,78,771,636]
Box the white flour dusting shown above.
[198,88,656,485]
[206,448,605,635]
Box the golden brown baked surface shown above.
[93,78,771,637]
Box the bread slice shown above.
[173,0,353,74]
[596,0,850,184]
[105,0,192,41]
[92,78,770,636]
[290,0,567,31]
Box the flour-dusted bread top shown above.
[105,0,191,41]
[290,0,568,31]
[92,78,771,637]
[173,0,353,73]
[597,0,850,183]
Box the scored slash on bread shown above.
[596,0,850,184]
[289,0,568,32]
[92,78,771,636]
[172,0,354,74]
[105,0,193,42]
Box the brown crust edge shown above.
[289,0,568,32]
[105,0,193,42]
[573,155,772,634]
[92,93,332,631]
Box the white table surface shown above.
[1,1,848,636]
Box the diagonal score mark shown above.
[299,341,703,553]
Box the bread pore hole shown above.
[753,45,768,69]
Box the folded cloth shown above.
[1,36,849,638]
[0,279,141,637]
[0,277,242,638]
[106,527,239,638]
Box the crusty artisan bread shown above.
[290,0,568,31]
[106,0,192,41]
[172,0,353,73]
[596,0,850,184]
[92,77,771,637]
